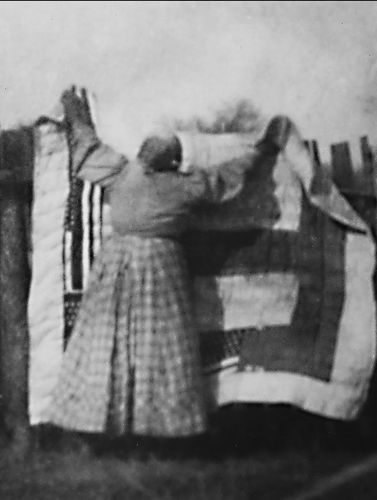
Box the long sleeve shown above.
[184,146,274,206]
[203,153,256,204]
[178,115,292,205]
[69,123,128,187]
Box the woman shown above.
[46,88,290,445]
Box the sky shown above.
[0,1,376,157]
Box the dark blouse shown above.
[70,124,265,238]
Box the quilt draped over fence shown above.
[1,100,375,426]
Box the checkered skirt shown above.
[47,234,207,436]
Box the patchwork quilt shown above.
[12,106,375,426]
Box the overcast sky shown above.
[0,1,376,155]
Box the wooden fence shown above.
[304,136,377,237]
[305,136,375,194]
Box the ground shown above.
[1,406,377,500]
[0,447,365,500]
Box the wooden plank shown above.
[304,139,330,194]
[371,140,377,238]
[359,136,374,196]
[331,142,354,191]
[305,140,321,166]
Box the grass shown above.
[0,447,363,500]
[1,405,376,500]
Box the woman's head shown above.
[137,134,182,173]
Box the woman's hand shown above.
[61,86,94,128]
[256,115,292,154]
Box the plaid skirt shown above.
[47,234,207,437]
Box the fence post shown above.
[331,142,354,192]
[359,136,374,196]
[0,128,33,458]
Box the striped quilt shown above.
[25,114,376,426]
